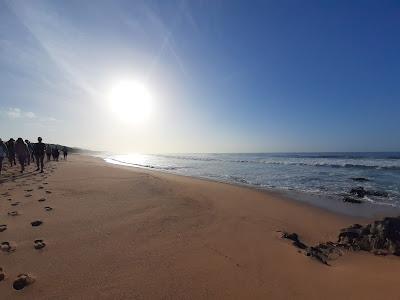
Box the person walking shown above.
[0,138,8,175]
[34,137,46,173]
[25,139,35,164]
[6,138,16,166]
[15,138,29,173]
[25,139,32,165]
[62,146,68,160]
[46,144,52,161]
[52,146,59,162]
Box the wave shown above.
[155,154,222,162]
[105,158,179,171]
[114,154,400,171]
[258,161,400,170]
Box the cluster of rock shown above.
[343,184,389,204]
[281,216,400,265]
[338,217,400,255]
[280,232,342,265]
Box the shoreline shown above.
[1,154,400,299]
[104,156,399,219]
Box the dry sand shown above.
[0,154,399,299]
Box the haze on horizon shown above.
[0,0,399,153]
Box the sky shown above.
[0,0,399,153]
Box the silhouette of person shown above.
[34,137,46,173]
[0,138,8,175]
[6,138,16,166]
[46,144,52,161]
[62,146,68,160]
[25,139,33,165]
[15,138,29,173]
[52,146,59,162]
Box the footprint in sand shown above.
[0,225,7,232]
[11,202,20,207]
[44,206,53,211]
[38,186,44,190]
[34,239,46,250]
[13,273,35,290]
[25,194,32,198]
[1,241,16,252]
[45,191,52,194]
[24,189,33,192]
[43,182,49,185]
[8,211,19,217]
[31,220,43,227]
[38,198,46,202]
[0,267,5,281]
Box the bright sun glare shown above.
[109,80,153,123]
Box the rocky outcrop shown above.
[281,216,400,265]
[306,242,342,265]
[338,217,400,255]
[280,232,342,265]
[349,186,388,198]
[281,232,307,249]
[343,196,363,204]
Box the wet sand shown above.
[1,154,399,299]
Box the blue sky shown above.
[0,0,399,152]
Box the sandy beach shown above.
[1,154,399,299]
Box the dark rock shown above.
[366,190,388,197]
[281,232,308,249]
[305,242,342,265]
[350,187,367,198]
[351,177,370,182]
[343,196,363,204]
[281,216,400,265]
[349,187,389,198]
[338,216,400,256]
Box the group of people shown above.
[0,137,68,175]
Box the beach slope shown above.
[0,155,399,299]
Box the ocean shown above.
[104,152,400,217]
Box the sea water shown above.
[105,152,400,216]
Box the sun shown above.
[108,80,153,123]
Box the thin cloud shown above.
[4,1,100,99]
[1,107,57,122]
[143,2,189,80]
[4,107,36,119]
